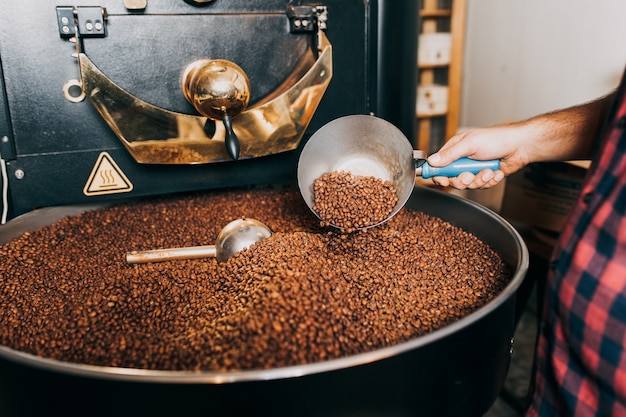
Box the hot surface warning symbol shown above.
[83,152,133,196]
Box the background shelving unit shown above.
[416,0,466,154]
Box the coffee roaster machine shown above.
[0,0,418,221]
[0,2,530,417]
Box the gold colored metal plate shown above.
[123,0,147,10]
[78,33,332,164]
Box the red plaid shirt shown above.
[526,71,626,416]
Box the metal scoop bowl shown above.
[297,115,500,230]
[125,218,271,264]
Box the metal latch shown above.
[56,6,108,39]
[287,5,328,33]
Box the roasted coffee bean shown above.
[0,188,510,371]
[313,171,398,230]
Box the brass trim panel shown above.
[78,33,332,164]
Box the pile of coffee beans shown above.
[313,171,398,231]
[0,188,510,371]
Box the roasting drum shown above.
[0,186,528,417]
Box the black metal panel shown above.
[375,0,419,143]
[0,58,14,160]
[0,0,418,219]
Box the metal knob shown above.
[182,59,251,160]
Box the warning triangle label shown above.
[83,152,134,196]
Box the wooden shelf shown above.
[417,111,448,119]
[418,63,449,69]
[420,10,452,18]
[416,0,466,155]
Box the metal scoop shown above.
[125,218,271,264]
[297,114,500,229]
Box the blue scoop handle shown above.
[419,158,500,179]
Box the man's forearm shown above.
[522,91,616,163]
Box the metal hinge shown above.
[56,6,108,39]
[287,4,328,33]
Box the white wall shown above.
[461,0,626,128]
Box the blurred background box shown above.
[500,161,590,233]
[418,32,452,66]
[417,84,449,116]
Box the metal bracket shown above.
[287,5,328,33]
[56,6,108,39]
